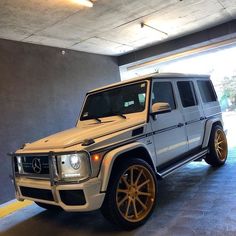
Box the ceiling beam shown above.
[118,19,236,67]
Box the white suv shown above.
[11,73,228,229]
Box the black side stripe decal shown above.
[91,124,184,154]
[185,117,206,125]
[153,125,179,134]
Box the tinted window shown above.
[197,80,217,103]
[152,82,176,109]
[81,82,147,120]
[177,81,197,107]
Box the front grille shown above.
[59,190,86,206]
[21,156,49,174]
[20,186,54,201]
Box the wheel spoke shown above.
[136,197,147,210]
[121,176,129,188]
[138,191,152,196]
[118,195,128,207]
[135,169,143,185]
[125,199,131,217]
[137,179,150,189]
[132,200,138,219]
[117,188,128,194]
[217,148,222,157]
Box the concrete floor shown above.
[1,147,235,236]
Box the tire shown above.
[35,201,62,211]
[205,125,228,167]
[101,158,157,230]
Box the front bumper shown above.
[10,151,105,212]
[14,177,105,212]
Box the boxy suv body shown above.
[11,73,228,229]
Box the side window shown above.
[197,80,217,103]
[177,81,197,107]
[152,82,176,110]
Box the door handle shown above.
[177,123,184,127]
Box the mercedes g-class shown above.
[10,73,228,229]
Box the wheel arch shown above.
[98,142,157,192]
[202,118,223,148]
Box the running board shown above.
[157,149,208,179]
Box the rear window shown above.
[177,81,198,107]
[197,80,217,103]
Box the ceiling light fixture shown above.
[141,22,168,36]
[73,0,93,7]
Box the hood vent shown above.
[81,139,95,146]
[132,127,144,137]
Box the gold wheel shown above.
[205,125,228,167]
[214,129,227,161]
[116,165,156,223]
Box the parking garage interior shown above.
[1,0,236,235]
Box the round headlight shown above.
[69,154,81,170]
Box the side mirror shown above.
[151,102,171,118]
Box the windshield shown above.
[80,82,147,121]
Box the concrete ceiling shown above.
[0,0,236,56]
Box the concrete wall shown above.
[0,39,120,204]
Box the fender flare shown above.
[202,118,223,148]
[98,142,155,192]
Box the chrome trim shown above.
[48,153,55,186]
[15,173,50,179]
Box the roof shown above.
[88,73,210,93]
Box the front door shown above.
[150,80,188,167]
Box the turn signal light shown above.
[92,154,101,161]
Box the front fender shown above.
[98,142,154,192]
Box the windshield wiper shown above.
[93,117,102,123]
[115,114,126,119]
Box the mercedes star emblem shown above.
[32,158,42,174]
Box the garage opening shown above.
[120,45,236,149]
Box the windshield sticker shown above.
[141,83,146,88]
[124,101,134,107]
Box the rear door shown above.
[176,80,205,151]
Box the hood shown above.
[23,117,145,151]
